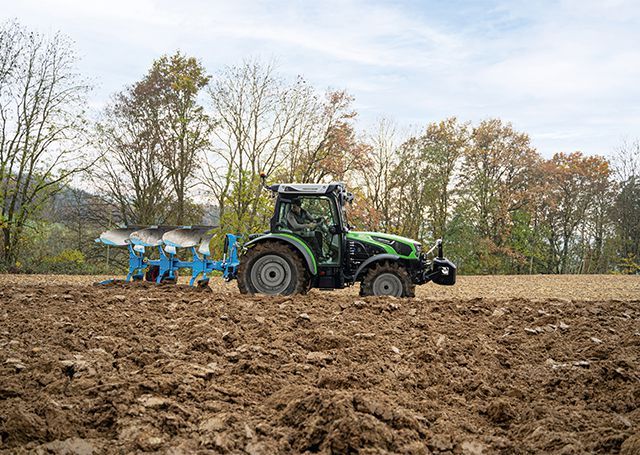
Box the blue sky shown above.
[3,0,639,157]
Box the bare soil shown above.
[0,274,638,454]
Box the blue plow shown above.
[95,225,240,286]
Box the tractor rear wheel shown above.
[360,261,415,298]
[237,241,310,295]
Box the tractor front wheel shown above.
[360,262,415,298]
[237,241,310,295]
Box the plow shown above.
[96,226,240,287]
[96,181,456,296]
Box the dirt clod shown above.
[486,399,516,426]
[621,432,640,455]
[306,351,333,364]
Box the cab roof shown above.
[268,182,346,195]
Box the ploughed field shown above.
[0,275,639,454]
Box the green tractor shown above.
[238,181,456,297]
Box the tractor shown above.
[237,181,455,297]
[96,181,456,297]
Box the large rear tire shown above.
[237,241,310,295]
[360,261,415,298]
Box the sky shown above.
[3,0,640,157]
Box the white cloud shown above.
[3,0,639,157]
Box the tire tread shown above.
[238,241,310,295]
[360,261,415,298]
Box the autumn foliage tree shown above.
[457,120,539,272]
[414,117,469,240]
[284,90,368,183]
[96,52,209,225]
[538,152,611,273]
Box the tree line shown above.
[1,21,638,275]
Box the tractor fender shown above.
[243,233,318,275]
[354,254,401,281]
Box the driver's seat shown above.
[277,203,294,232]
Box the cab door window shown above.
[275,196,339,265]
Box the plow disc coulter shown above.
[96,181,456,295]
[96,226,240,286]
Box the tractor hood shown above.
[346,231,421,259]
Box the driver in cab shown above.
[286,198,322,232]
[286,198,329,260]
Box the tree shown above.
[359,118,399,231]
[204,61,316,232]
[0,21,91,270]
[538,152,611,273]
[611,140,640,273]
[0,20,22,84]
[284,90,368,184]
[459,119,539,272]
[583,163,614,273]
[96,52,209,225]
[381,118,469,241]
[150,53,211,224]
[96,85,173,225]
[392,137,436,239]
[417,117,469,239]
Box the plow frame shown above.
[101,231,241,287]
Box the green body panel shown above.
[248,233,318,275]
[347,231,420,260]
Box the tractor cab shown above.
[267,184,351,287]
[272,195,341,263]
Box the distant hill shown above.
[45,185,220,228]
